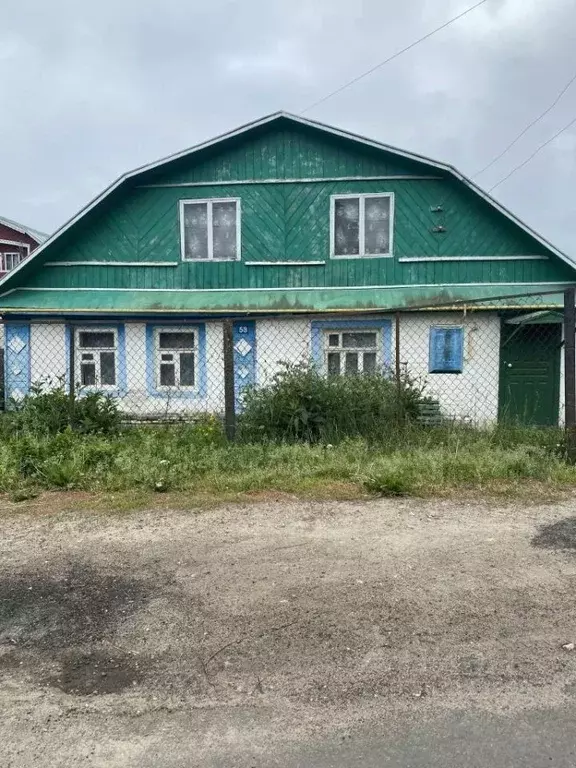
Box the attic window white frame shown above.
[330,192,394,259]
[2,252,25,272]
[179,198,241,262]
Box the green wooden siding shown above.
[142,123,432,184]
[3,118,575,313]
[26,176,573,291]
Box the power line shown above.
[300,0,491,115]
[474,69,576,178]
[488,113,576,192]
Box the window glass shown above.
[364,196,390,255]
[183,202,208,260]
[327,352,341,375]
[81,361,96,386]
[334,198,360,256]
[345,352,359,375]
[180,353,195,386]
[79,331,115,349]
[212,201,237,260]
[160,362,176,386]
[363,352,377,374]
[100,352,116,386]
[342,332,377,348]
[159,332,195,349]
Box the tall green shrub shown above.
[6,381,121,436]
[238,362,425,443]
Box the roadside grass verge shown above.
[0,422,574,511]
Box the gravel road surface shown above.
[1,496,576,766]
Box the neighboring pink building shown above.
[0,216,47,277]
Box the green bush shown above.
[7,381,121,436]
[238,362,425,443]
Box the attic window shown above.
[180,198,240,261]
[2,252,25,271]
[331,193,394,258]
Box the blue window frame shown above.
[146,323,207,398]
[429,327,464,373]
[311,318,392,374]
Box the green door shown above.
[498,323,561,426]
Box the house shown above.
[0,112,574,426]
[0,215,47,276]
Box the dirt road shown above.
[1,496,576,766]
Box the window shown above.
[3,252,25,271]
[180,198,240,261]
[154,329,196,389]
[331,193,393,257]
[76,329,118,388]
[429,327,464,373]
[324,330,380,375]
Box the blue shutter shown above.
[429,327,463,373]
[5,323,31,405]
[233,320,256,412]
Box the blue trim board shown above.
[310,317,392,371]
[233,320,256,412]
[145,322,207,399]
[5,323,31,404]
[67,322,127,397]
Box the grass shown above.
[0,421,574,512]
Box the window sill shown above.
[245,261,326,266]
[181,258,241,263]
[331,253,394,260]
[76,387,125,397]
[146,389,204,399]
[429,370,463,375]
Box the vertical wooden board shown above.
[5,322,31,402]
[233,319,256,413]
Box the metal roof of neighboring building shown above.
[0,215,48,244]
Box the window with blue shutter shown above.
[429,327,464,373]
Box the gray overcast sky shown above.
[1,0,575,254]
